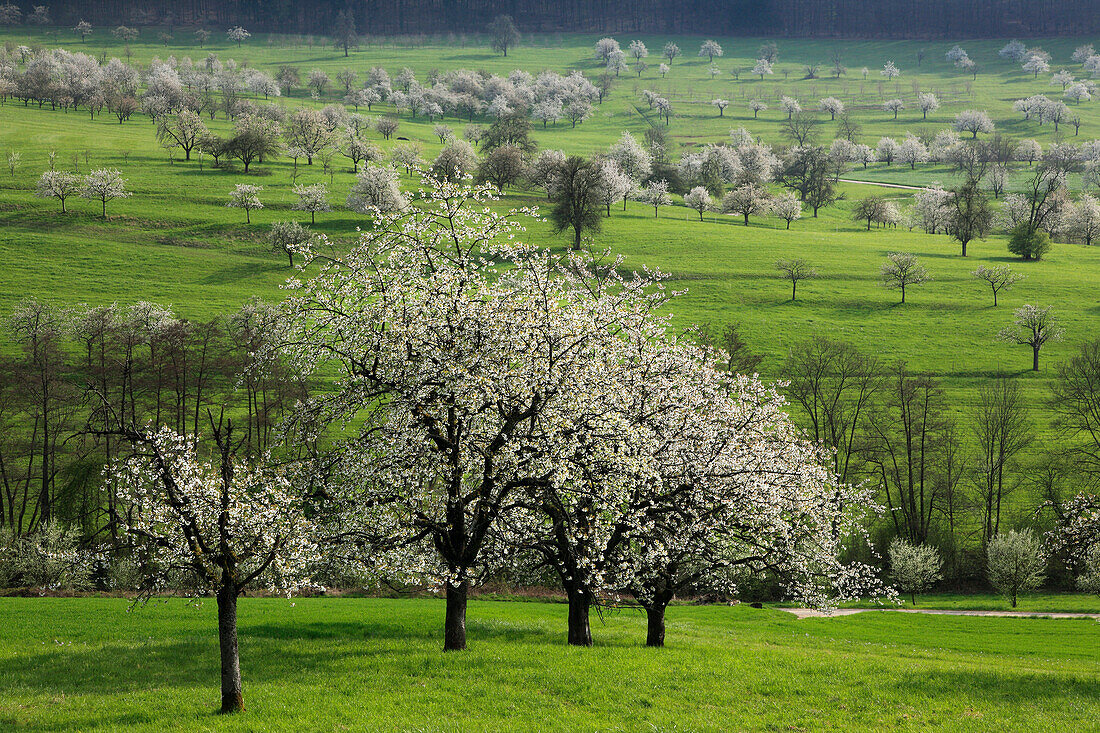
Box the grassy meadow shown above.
[1,30,1100,500]
[0,596,1098,731]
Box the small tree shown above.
[918,92,940,119]
[663,42,681,64]
[997,304,1064,371]
[227,183,263,223]
[269,220,312,267]
[7,151,20,177]
[1007,225,1052,261]
[82,169,131,218]
[35,170,80,213]
[683,186,712,220]
[818,97,844,120]
[883,98,904,119]
[549,156,603,250]
[889,538,942,605]
[880,252,930,304]
[487,14,520,57]
[722,183,771,225]
[987,529,1045,607]
[195,29,210,47]
[109,423,317,714]
[711,98,729,117]
[73,20,93,42]
[376,116,400,140]
[636,179,671,217]
[699,39,723,62]
[227,26,250,48]
[852,196,888,230]
[292,183,331,224]
[775,258,817,300]
[347,165,407,213]
[973,264,1024,307]
[953,110,995,139]
[948,179,993,256]
[772,191,803,228]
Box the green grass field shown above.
[0,596,1097,731]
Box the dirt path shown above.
[782,607,1100,620]
[838,178,931,191]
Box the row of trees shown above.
[0,298,306,538]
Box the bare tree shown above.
[865,363,952,544]
[880,252,930,303]
[775,259,817,301]
[972,265,1024,306]
[487,14,520,57]
[782,338,879,484]
[972,378,1032,547]
[1051,338,1100,482]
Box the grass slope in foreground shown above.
[0,597,1097,731]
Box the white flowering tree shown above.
[608,131,652,182]
[346,165,407,213]
[227,183,263,223]
[683,186,713,219]
[277,177,645,651]
[699,40,723,61]
[1049,494,1100,596]
[108,421,317,713]
[881,61,901,79]
[918,92,940,120]
[82,168,131,218]
[35,170,80,213]
[818,97,844,120]
[227,26,250,48]
[618,366,887,645]
[889,539,941,605]
[595,159,633,215]
[883,98,904,119]
[752,58,773,80]
[780,96,801,119]
[953,110,995,138]
[722,183,771,225]
[292,182,331,224]
[635,179,672,217]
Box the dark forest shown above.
[9,0,1100,38]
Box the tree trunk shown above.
[961,240,968,257]
[444,580,467,651]
[645,604,667,648]
[567,592,592,647]
[1033,346,1040,371]
[217,587,244,714]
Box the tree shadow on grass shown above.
[197,261,287,285]
[898,668,1100,704]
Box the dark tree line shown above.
[13,0,1100,38]
[776,332,1100,583]
[0,297,308,541]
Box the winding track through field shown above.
[782,607,1100,619]
[837,178,932,191]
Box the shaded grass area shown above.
[0,597,1097,731]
